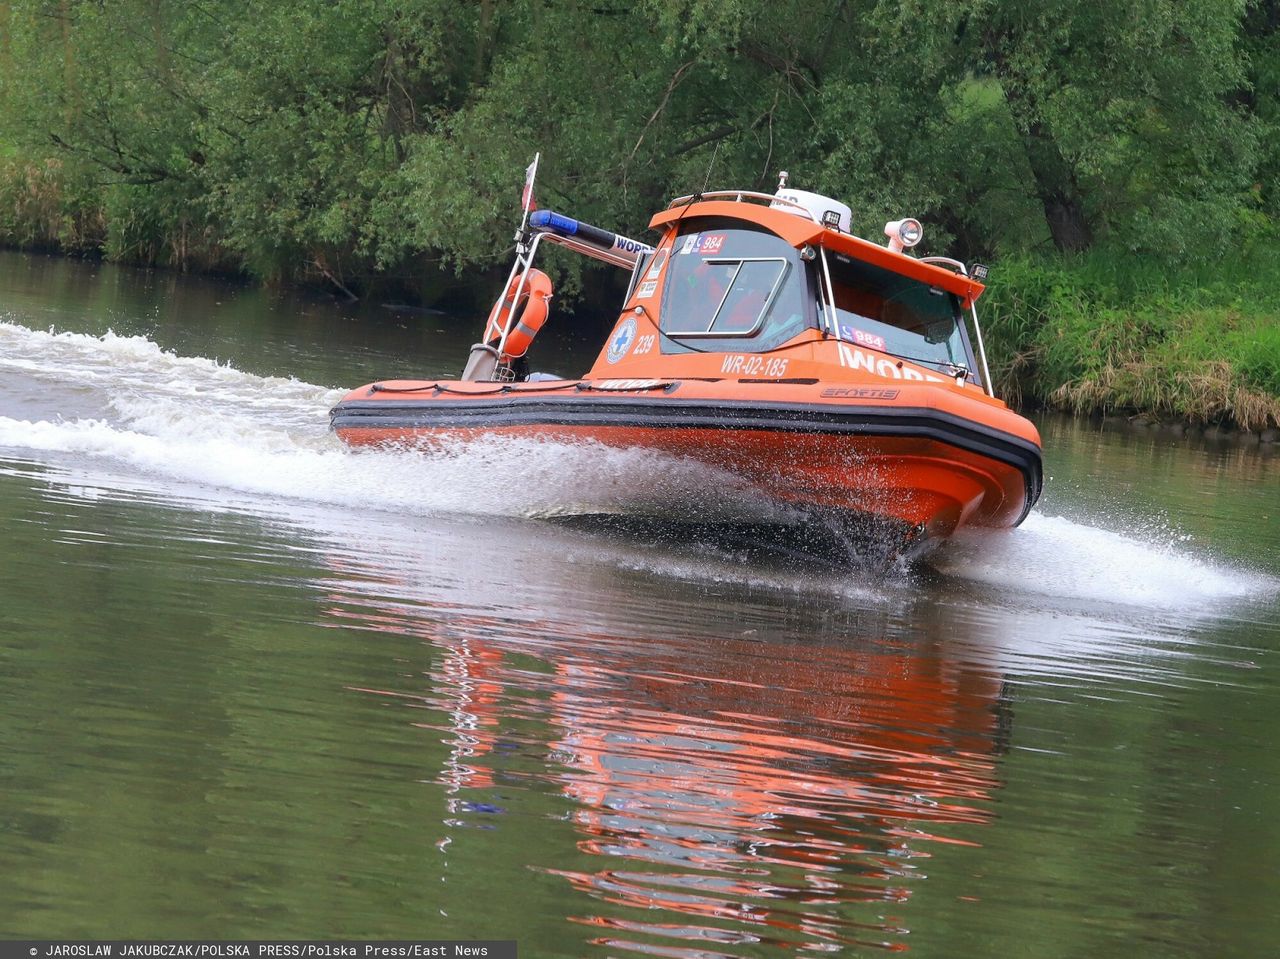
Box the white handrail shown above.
[493,230,637,359]
[665,190,822,224]
[920,256,994,397]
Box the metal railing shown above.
[665,190,822,224]
[491,226,642,362]
[920,256,994,396]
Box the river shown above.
[1,250,1277,956]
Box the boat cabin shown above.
[472,179,993,396]
[335,171,1042,548]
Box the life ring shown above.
[485,269,553,359]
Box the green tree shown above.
[1242,0,1279,216]
[0,0,1273,285]
[971,0,1258,256]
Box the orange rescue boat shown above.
[331,163,1042,558]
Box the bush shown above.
[980,247,1280,429]
[0,158,104,253]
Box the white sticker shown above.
[678,233,726,255]
[636,280,658,299]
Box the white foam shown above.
[0,321,804,522]
[934,511,1273,608]
[0,321,1273,611]
[0,413,799,523]
[0,320,335,433]
[0,321,287,388]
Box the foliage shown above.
[0,0,1275,419]
[980,242,1280,428]
[1,0,1273,279]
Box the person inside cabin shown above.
[686,258,728,324]
[721,269,770,333]
[709,260,785,335]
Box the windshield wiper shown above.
[851,340,970,378]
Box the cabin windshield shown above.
[659,218,815,354]
[826,252,975,377]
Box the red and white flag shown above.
[521,154,539,212]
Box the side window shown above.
[660,220,813,354]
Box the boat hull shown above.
[331,379,1043,549]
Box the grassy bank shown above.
[0,157,105,257]
[980,249,1280,432]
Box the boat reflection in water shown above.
[544,643,1008,955]
[322,516,1011,956]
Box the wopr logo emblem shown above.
[606,316,638,364]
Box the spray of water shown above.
[0,321,1272,609]
[0,321,795,522]
[935,513,1272,608]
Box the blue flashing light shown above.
[529,210,579,236]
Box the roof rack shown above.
[919,255,967,275]
[665,190,822,224]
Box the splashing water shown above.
[0,320,1272,608]
[0,321,795,523]
[936,513,1273,609]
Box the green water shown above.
[0,251,1277,956]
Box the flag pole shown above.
[519,152,540,237]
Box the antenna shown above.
[700,142,720,195]
[777,170,789,190]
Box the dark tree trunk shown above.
[983,24,1095,253]
[1040,190,1093,253]
[1025,122,1094,253]
[994,105,1095,252]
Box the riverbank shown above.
[980,249,1280,432]
[0,157,502,312]
[3,156,1277,430]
